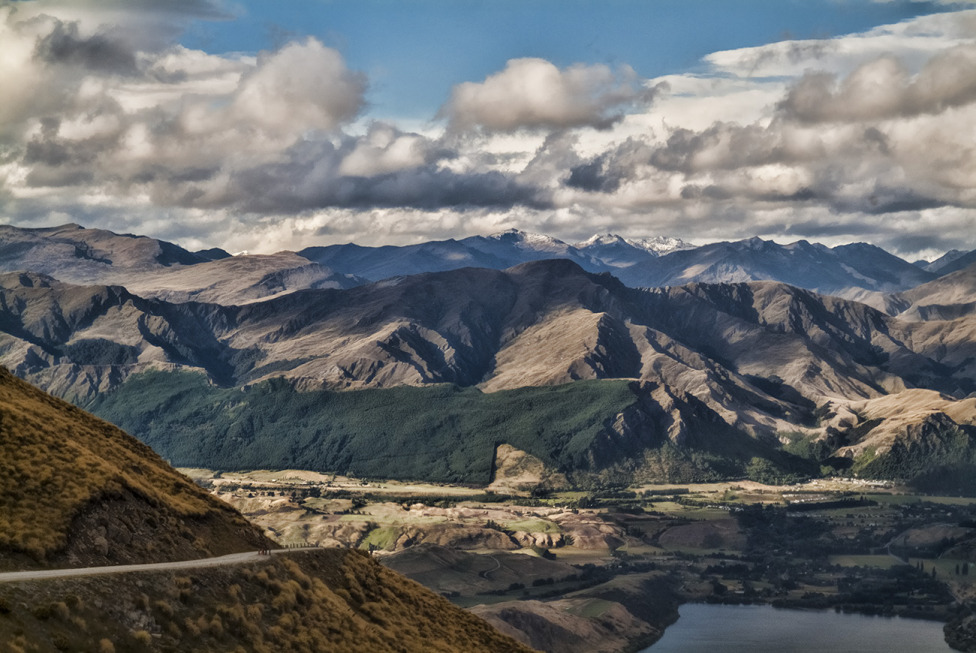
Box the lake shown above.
[644,603,953,652]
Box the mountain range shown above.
[5,222,966,303]
[0,223,362,306]
[1,223,975,491]
[299,230,943,302]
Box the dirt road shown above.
[0,548,319,584]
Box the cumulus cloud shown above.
[441,58,655,132]
[536,11,976,258]
[780,44,976,122]
[338,122,431,177]
[704,9,976,80]
[228,38,366,135]
[222,139,545,213]
[0,3,550,223]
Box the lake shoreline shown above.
[642,603,955,652]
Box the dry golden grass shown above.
[0,550,535,653]
[0,367,262,562]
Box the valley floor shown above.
[181,469,976,652]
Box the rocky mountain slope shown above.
[0,368,533,652]
[2,259,970,402]
[0,224,227,284]
[1,223,974,490]
[1,256,972,487]
[888,260,976,321]
[918,249,976,276]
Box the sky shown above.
[1,0,975,259]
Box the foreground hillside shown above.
[0,369,533,652]
[0,550,532,653]
[0,366,269,570]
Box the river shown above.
[643,603,953,652]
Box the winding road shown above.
[0,548,320,585]
[479,555,501,579]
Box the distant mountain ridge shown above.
[0,223,361,305]
[1,223,970,300]
[610,238,937,297]
[298,229,953,299]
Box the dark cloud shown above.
[883,231,967,255]
[680,185,734,201]
[779,220,880,239]
[859,191,948,215]
[128,165,220,185]
[25,167,93,187]
[20,117,115,187]
[566,159,608,192]
[229,150,548,213]
[106,132,547,214]
[566,156,622,193]
[648,122,786,173]
[33,20,138,75]
[124,0,231,18]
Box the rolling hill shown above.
[1,259,970,488]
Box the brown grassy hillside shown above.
[0,366,269,569]
[0,369,534,652]
[0,550,535,653]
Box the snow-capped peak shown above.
[486,229,569,252]
[575,233,629,248]
[575,233,694,254]
[623,236,693,255]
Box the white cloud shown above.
[441,58,653,132]
[779,43,976,122]
[229,38,366,136]
[705,9,976,79]
[338,122,429,177]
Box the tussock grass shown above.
[0,550,535,652]
[0,367,262,562]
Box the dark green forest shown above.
[87,371,641,484]
[85,370,976,492]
